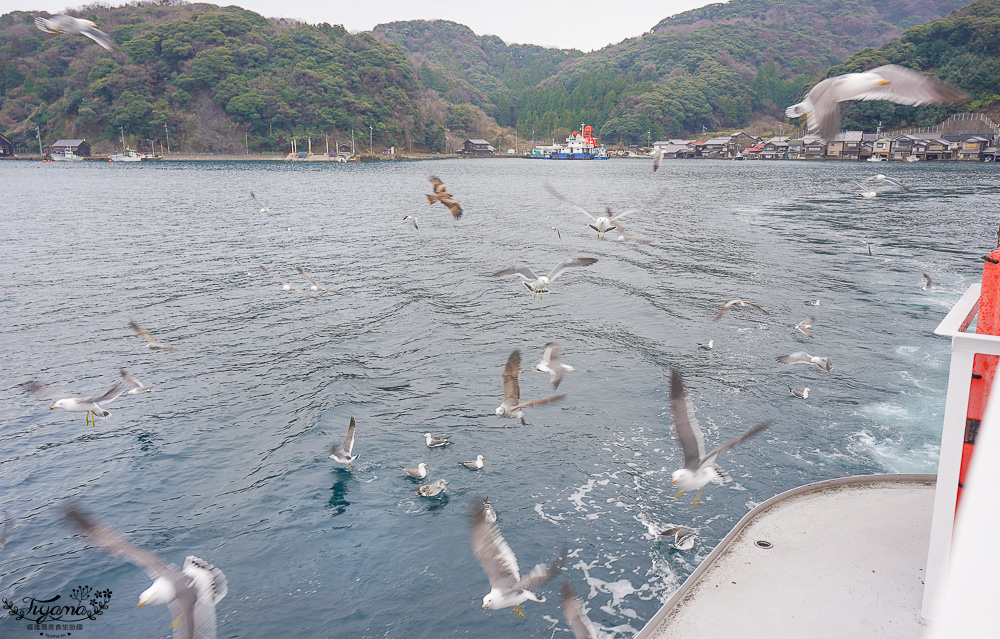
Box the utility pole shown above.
[325,134,329,155]
[647,130,651,147]
[351,130,355,155]
[245,131,249,155]
[369,125,373,155]
[36,126,42,156]
[164,123,170,154]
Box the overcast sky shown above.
[7,0,719,51]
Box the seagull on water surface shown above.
[668,371,771,507]
[492,257,598,299]
[400,462,429,479]
[412,478,448,497]
[459,455,485,470]
[423,433,452,448]
[776,351,832,372]
[65,506,227,639]
[561,582,600,639]
[659,526,698,550]
[698,340,714,350]
[713,299,769,321]
[544,183,662,239]
[328,417,359,468]
[129,321,176,351]
[789,387,812,399]
[25,380,126,426]
[496,350,566,427]
[534,343,576,389]
[785,64,969,141]
[470,499,565,618]
[35,14,118,51]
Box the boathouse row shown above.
[459,139,497,156]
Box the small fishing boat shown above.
[524,125,609,160]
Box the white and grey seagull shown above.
[250,191,280,215]
[652,146,664,173]
[328,417,359,468]
[470,499,564,618]
[669,371,771,507]
[493,257,598,299]
[776,351,832,372]
[459,455,485,470]
[866,174,911,192]
[545,183,661,239]
[921,274,933,290]
[400,462,428,479]
[561,582,599,639]
[713,299,769,321]
[120,369,152,394]
[785,64,969,141]
[35,14,118,51]
[296,267,335,292]
[659,526,698,550]
[423,433,452,448]
[534,342,576,389]
[794,317,815,338]
[789,387,812,399]
[261,266,315,297]
[412,478,448,497]
[698,340,714,350]
[482,497,497,523]
[496,350,566,427]
[130,321,176,351]
[403,215,419,230]
[25,380,127,426]
[65,506,227,639]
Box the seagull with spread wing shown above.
[427,177,462,218]
[470,499,564,618]
[794,317,815,338]
[545,183,661,239]
[296,267,335,292]
[493,257,597,299]
[35,14,118,51]
[534,342,576,389]
[561,582,599,639]
[866,174,911,192]
[120,369,152,394]
[659,526,698,550]
[261,266,315,297]
[250,191,279,215]
[669,371,770,507]
[25,380,126,426]
[713,299,769,321]
[129,321,176,351]
[328,417,359,469]
[785,64,969,141]
[496,350,566,427]
[65,506,227,639]
[776,351,832,372]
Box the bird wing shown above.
[343,417,356,456]
[700,422,771,469]
[652,147,663,173]
[712,300,737,321]
[119,369,146,390]
[849,65,969,107]
[81,24,117,51]
[515,545,565,592]
[513,394,566,410]
[799,76,842,142]
[502,350,521,403]
[545,184,597,221]
[429,177,448,195]
[261,266,299,291]
[611,189,667,220]
[83,383,127,406]
[611,219,651,243]
[547,257,598,282]
[659,526,689,538]
[24,380,72,400]
[923,274,933,288]
[296,266,320,288]
[880,176,911,192]
[250,191,268,210]
[670,371,707,471]
[34,17,59,33]
[167,580,198,639]
[0,516,10,551]
[440,197,463,218]
[64,506,178,582]
[470,501,520,589]
[561,582,596,639]
[776,352,812,365]
[539,343,558,368]
[796,321,814,338]
[129,320,158,345]
[492,266,538,281]
[742,301,769,315]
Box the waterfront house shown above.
[825,131,862,160]
[701,137,730,158]
[0,132,12,156]
[727,132,760,157]
[49,139,91,157]
[956,136,990,161]
[654,142,695,159]
[911,138,952,161]
[461,139,496,156]
[983,146,998,162]
[871,136,894,159]
[760,136,789,159]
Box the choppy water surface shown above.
[0,157,997,637]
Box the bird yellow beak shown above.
[671,478,678,484]
[878,79,889,85]
[50,406,56,410]
[481,603,488,611]
[136,601,147,609]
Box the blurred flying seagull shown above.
[785,64,969,141]
[551,226,562,239]
[427,177,462,218]
[35,14,117,51]
[129,321,176,351]
[789,387,812,399]
[861,240,874,256]
[496,350,566,427]
[250,191,279,215]
[807,299,822,307]
[921,274,933,290]
[866,174,911,191]
[652,147,664,172]
[669,371,771,507]
[561,582,599,639]
[459,455,485,470]
[328,417,359,468]
[261,266,315,297]
[545,183,662,239]
[400,462,428,479]
[412,478,448,497]
[794,317,815,338]
[120,369,152,394]
[659,526,697,550]
[534,342,576,389]
[423,433,452,448]
[493,257,598,299]
[403,215,419,229]
[65,506,227,639]
[25,380,126,426]
[482,497,497,523]
[713,299,769,321]
[776,351,832,372]
[839,179,879,199]
[470,499,565,618]
[296,267,335,292]
[612,219,651,243]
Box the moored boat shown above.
[524,125,609,160]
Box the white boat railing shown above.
[923,282,1000,619]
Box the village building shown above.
[760,136,789,159]
[460,139,496,156]
[700,137,730,158]
[0,132,12,157]
[727,132,760,158]
[48,139,91,157]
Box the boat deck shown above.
[636,474,935,639]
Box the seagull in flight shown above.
[65,506,228,639]
[560,582,600,639]
[866,174,911,191]
[493,257,597,299]
[794,317,815,338]
[427,177,462,218]
[496,350,566,427]
[611,219,651,243]
[921,274,933,290]
[659,526,697,550]
[839,179,879,199]
[328,417,359,468]
[785,64,969,141]
[129,321,176,351]
[296,267,335,292]
[250,191,280,215]
[482,497,497,523]
[25,380,126,426]
[860,240,874,256]
[470,499,564,618]
[669,371,770,507]
[545,183,662,239]
[652,146,664,172]
[776,351,832,372]
[400,462,428,479]
[713,299,769,321]
[261,266,315,297]
[120,369,152,394]
[403,215,419,229]
[534,343,576,389]
[35,14,118,51]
